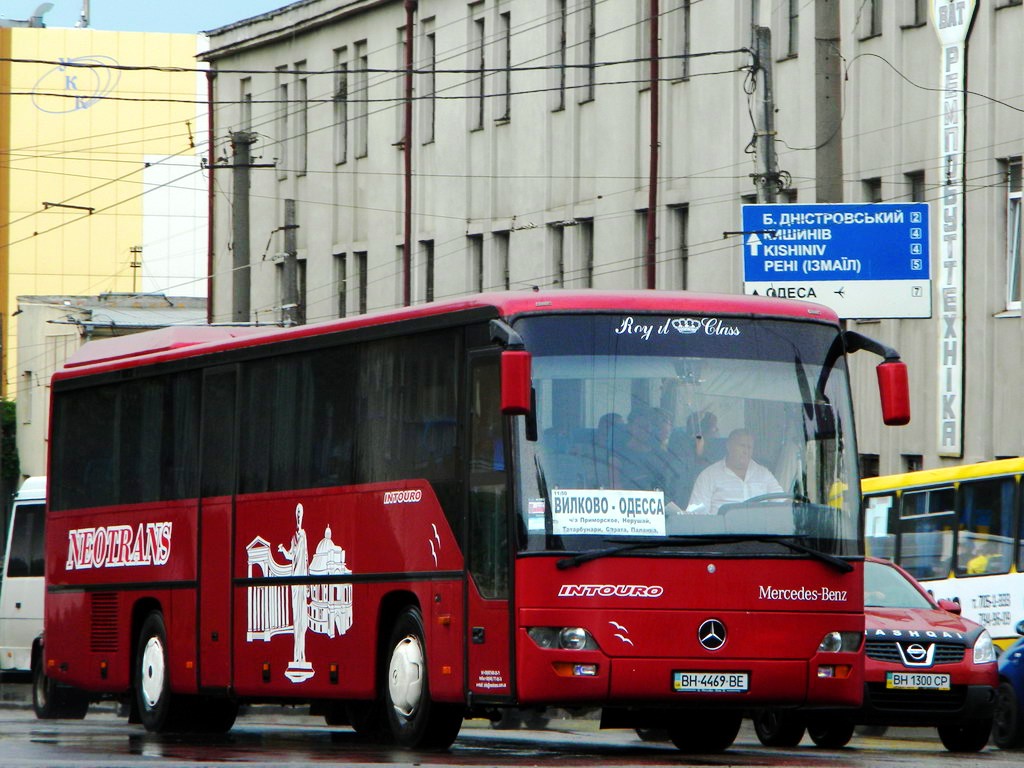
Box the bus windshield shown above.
[514,313,860,557]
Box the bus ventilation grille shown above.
[90,593,119,653]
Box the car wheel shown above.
[668,712,742,753]
[752,708,806,747]
[993,681,1024,749]
[807,716,854,749]
[938,718,992,752]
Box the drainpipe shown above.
[645,0,659,289]
[206,69,216,323]
[403,0,416,306]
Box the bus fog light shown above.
[816,664,851,679]
[553,661,599,677]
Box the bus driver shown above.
[685,429,782,515]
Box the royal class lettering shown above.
[758,585,848,602]
[558,584,665,598]
[383,489,422,504]
[66,522,173,570]
[614,316,741,341]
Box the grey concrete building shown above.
[202,0,1023,473]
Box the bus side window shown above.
[958,478,1014,576]
[897,488,955,580]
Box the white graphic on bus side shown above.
[245,502,353,684]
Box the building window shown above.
[497,12,512,120]
[295,65,308,176]
[335,253,347,318]
[1006,158,1022,310]
[20,371,32,424]
[470,14,485,130]
[333,51,348,164]
[901,0,928,27]
[354,42,369,159]
[297,258,307,324]
[672,205,690,289]
[579,0,596,99]
[579,219,594,288]
[863,177,883,203]
[905,170,926,202]
[494,230,510,290]
[552,0,567,110]
[355,251,368,313]
[859,0,882,39]
[859,453,880,479]
[276,66,288,180]
[419,239,435,303]
[549,224,565,287]
[786,0,799,57]
[902,454,924,473]
[240,77,252,130]
[421,27,436,142]
[468,234,484,292]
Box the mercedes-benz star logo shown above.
[698,618,727,651]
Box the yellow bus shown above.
[862,459,1024,647]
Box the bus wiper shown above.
[556,537,703,570]
[751,535,854,573]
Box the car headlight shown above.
[817,631,862,653]
[973,630,997,664]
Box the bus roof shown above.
[14,476,46,502]
[55,290,839,381]
[861,457,1024,494]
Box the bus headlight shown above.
[817,631,861,653]
[527,627,598,651]
[973,630,996,664]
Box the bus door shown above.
[197,365,237,691]
[465,352,515,701]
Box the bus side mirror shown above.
[877,360,910,426]
[501,350,532,415]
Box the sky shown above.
[4,0,291,34]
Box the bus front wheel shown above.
[382,606,463,749]
[135,611,178,732]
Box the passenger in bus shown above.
[684,429,782,515]
[966,539,998,575]
[607,406,692,507]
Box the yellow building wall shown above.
[2,28,203,394]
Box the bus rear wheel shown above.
[135,611,180,733]
[32,650,88,720]
[753,708,806,747]
[382,606,463,749]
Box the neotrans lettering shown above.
[66,522,173,570]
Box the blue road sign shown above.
[741,203,931,319]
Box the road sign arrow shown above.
[746,233,762,257]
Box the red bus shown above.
[34,290,909,752]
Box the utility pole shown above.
[815,0,843,203]
[230,131,255,323]
[281,199,299,327]
[752,26,779,203]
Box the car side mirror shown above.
[937,598,961,615]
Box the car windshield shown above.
[513,313,861,558]
[864,560,933,609]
